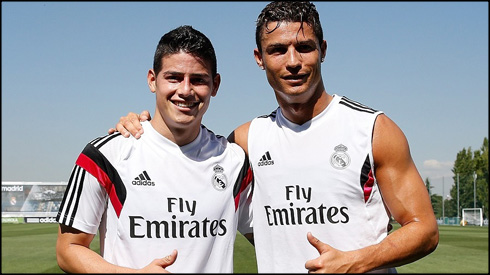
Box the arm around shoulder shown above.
[110,110,152,139]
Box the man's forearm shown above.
[57,243,136,273]
[352,221,438,272]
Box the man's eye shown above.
[192,78,207,85]
[166,76,181,82]
[297,45,314,53]
[269,47,287,55]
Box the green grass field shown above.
[1,223,488,273]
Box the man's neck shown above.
[150,117,201,147]
[278,91,333,125]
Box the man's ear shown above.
[254,48,265,70]
[321,40,327,61]
[147,69,157,93]
[211,73,221,97]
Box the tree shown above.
[475,138,489,218]
[443,196,457,218]
[432,194,442,219]
[449,137,489,219]
[425,177,433,196]
[425,177,442,217]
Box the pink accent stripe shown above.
[76,153,123,217]
[363,169,375,202]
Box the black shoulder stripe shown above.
[339,97,377,114]
[57,165,85,226]
[90,133,122,149]
[69,168,86,227]
[57,167,75,224]
[257,109,277,119]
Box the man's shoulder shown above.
[255,108,279,120]
[87,132,132,149]
[81,132,135,162]
[336,96,384,118]
[198,125,246,159]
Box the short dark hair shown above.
[153,25,217,77]
[255,1,323,52]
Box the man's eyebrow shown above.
[296,39,317,46]
[265,39,317,49]
[266,42,287,49]
[162,70,181,75]
[163,71,210,78]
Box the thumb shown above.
[307,232,329,254]
[160,249,178,267]
[140,110,152,122]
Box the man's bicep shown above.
[377,162,429,225]
[58,224,95,248]
[373,115,432,225]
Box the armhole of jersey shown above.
[233,150,253,210]
[362,111,383,203]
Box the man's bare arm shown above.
[57,224,177,273]
[305,114,438,273]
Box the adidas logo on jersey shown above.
[132,171,155,186]
[258,151,274,166]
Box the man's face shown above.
[148,52,219,130]
[255,21,326,104]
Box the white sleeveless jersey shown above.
[248,95,394,273]
[57,121,253,273]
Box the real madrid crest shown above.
[212,164,227,191]
[330,144,350,170]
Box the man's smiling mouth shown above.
[173,101,199,108]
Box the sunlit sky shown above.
[2,1,488,196]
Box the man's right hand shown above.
[139,250,178,273]
[108,110,151,139]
